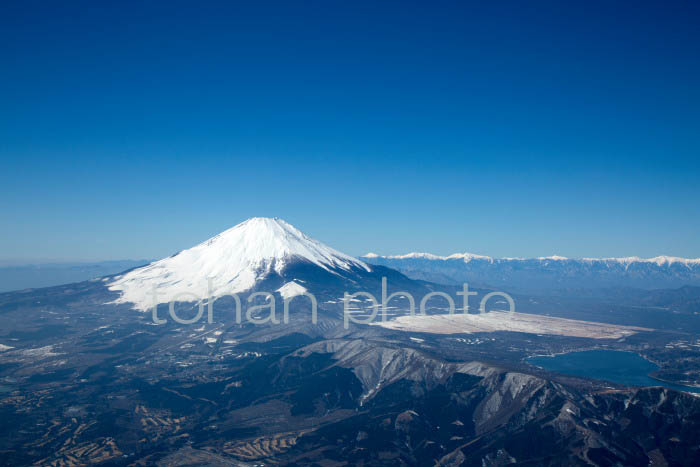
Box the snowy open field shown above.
[373,311,651,339]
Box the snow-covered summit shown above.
[109,217,370,310]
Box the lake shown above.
[528,349,700,394]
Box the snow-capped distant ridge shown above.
[379,252,452,260]
[109,217,370,310]
[363,252,493,262]
[364,252,700,266]
[446,252,494,262]
[363,250,700,290]
[587,255,700,267]
[537,255,569,261]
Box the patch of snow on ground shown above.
[372,311,651,339]
[22,345,61,359]
[276,281,308,299]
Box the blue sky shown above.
[1,1,699,261]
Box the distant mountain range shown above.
[7,224,698,296]
[0,260,151,293]
[363,252,700,291]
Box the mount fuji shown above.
[109,217,424,311]
[4,220,700,466]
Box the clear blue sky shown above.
[1,1,699,261]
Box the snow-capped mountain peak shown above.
[109,217,369,310]
[194,217,369,273]
[363,251,493,262]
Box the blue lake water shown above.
[528,350,700,394]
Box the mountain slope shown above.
[274,339,700,466]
